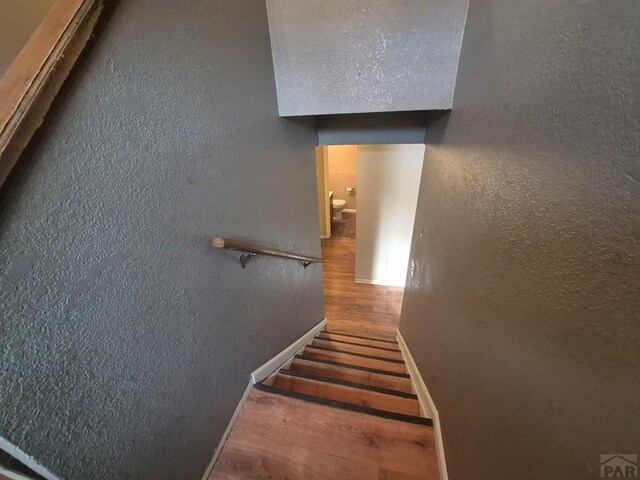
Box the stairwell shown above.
[209,329,439,479]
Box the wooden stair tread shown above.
[317,333,401,352]
[273,371,419,416]
[321,331,399,349]
[279,369,416,398]
[302,346,407,374]
[209,389,438,480]
[290,357,413,393]
[312,338,403,360]
[294,354,410,378]
[305,345,405,364]
[255,383,430,425]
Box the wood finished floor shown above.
[322,238,404,341]
[209,389,438,480]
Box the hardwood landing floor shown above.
[209,389,438,480]
[322,238,403,341]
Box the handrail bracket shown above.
[238,252,256,269]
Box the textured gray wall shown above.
[317,112,439,146]
[400,0,640,479]
[266,0,469,116]
[0,1,324,479]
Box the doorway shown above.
[316,144,425,339]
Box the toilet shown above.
[332,198,347,220]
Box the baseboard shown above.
[396,330,449,480]
[343,208,356,213]
[355,278,405,288]
[251,319,327,383]
[0,437,59,480]
[201,318,327,479]
[320,235,330,239]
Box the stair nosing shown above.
[294,355,411,378]
[278,368,418,399]
[316,336,402,353]
[305,345,406,364]
[323,330,398,345]
[254,383,432,426]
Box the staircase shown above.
[261,330,426,419]
[210,329,439,479]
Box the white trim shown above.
[251,319,326,384]
[320,235,330,239]
[0,437,60,480]
[343,208,356,213]
[396,331,435,418]
[396,330,449,480]
[200,319,327,479]
[355,277,405,288]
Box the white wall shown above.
[355,144,424,287]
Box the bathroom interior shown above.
[316,144,425,289]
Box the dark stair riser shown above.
[254,383,433,426]
[294,355,411,378]
[290,357,413,393]
[305,345,406,364]
[323,330,398,345]
[316,336,401,353]
[279,369,417,399]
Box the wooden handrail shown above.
[212,236,322,268]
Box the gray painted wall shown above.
[317,112,438,146]
[400,0,640,479]
[266,0,469,116]
[0,1,324,479]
